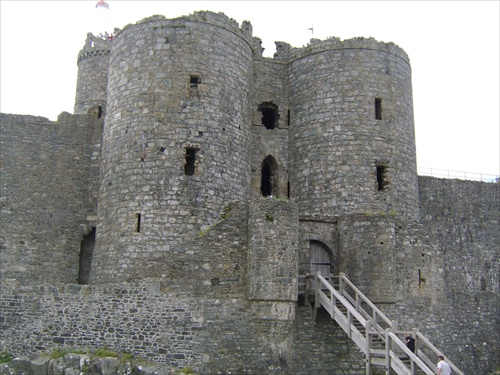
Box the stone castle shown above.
[0,11,498,374]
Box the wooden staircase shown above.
[301,272,464,375]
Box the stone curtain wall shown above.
[411,176,500,374]
[0,113,100,285]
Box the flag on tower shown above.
[96,0,109,10]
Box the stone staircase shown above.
[303,273,464,375]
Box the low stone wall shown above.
[0,353,174,375]
[0,280,203,368]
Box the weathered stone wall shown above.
[406,177,499,374]
[91,12,254,283]
[0,113,101,285]
[251,58,290,198]
[288,38,419,221]
[338,214,398,302]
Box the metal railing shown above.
[418,167,499,183]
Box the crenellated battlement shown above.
[273,36,410,64]
[116,10,253,47]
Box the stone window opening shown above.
[97,105,103,119]
[258,102,279,130]
[375,98,383,120]
[184,147,198,176]
[189,75,201,97]
[135,213,142,233]
[261,155,278,197]
[78,227,96,285]
[376,165,389,191]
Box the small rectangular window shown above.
[189,75,200,97]
[190,75,200,88]
[376,166,387,191]
[135,213,142,233]
[375,98,382,120]
[185,148,197,176]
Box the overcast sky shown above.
[1,1,499,179]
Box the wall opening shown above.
[97,105,103,119]
[135,213,142,233]
[376,165,388,191]
[189,75,200,97]
[258,102,279,129]
[261,155,278,197]
[78,227,96,285]
[185,147,198,176]
[375,98,383,120]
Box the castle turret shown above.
[74,32,111,116]
[289,38,419,220]
[90,12,254,283]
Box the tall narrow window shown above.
[261,155,278,197]
[189,75,200,97]
[375,98,383,120]
[97,105,103,119]
[261,163,273,196]
[78,227,96,285]
[135,213,142,233]
[376,166,388,191]
[185,148,197,176]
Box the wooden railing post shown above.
[356,291,361,313]
[385,328,391,375]
[365,319,373,375]
[313,272,319,324]
[339,272,346,297]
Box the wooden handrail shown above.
[386,330,435,375]
[316,274,367,325]
[414,330,464,375]
[338,272,393,329]
[310,273,464,375]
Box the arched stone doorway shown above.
[308,240,333,297]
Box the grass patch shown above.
[0,349,13,364]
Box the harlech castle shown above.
[0,11,498,375]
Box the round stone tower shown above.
[90,12,254,283]
[74,33,112,116]
[289,37,419,220]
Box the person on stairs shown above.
[405,333,416,354]
[437,355,452,375]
